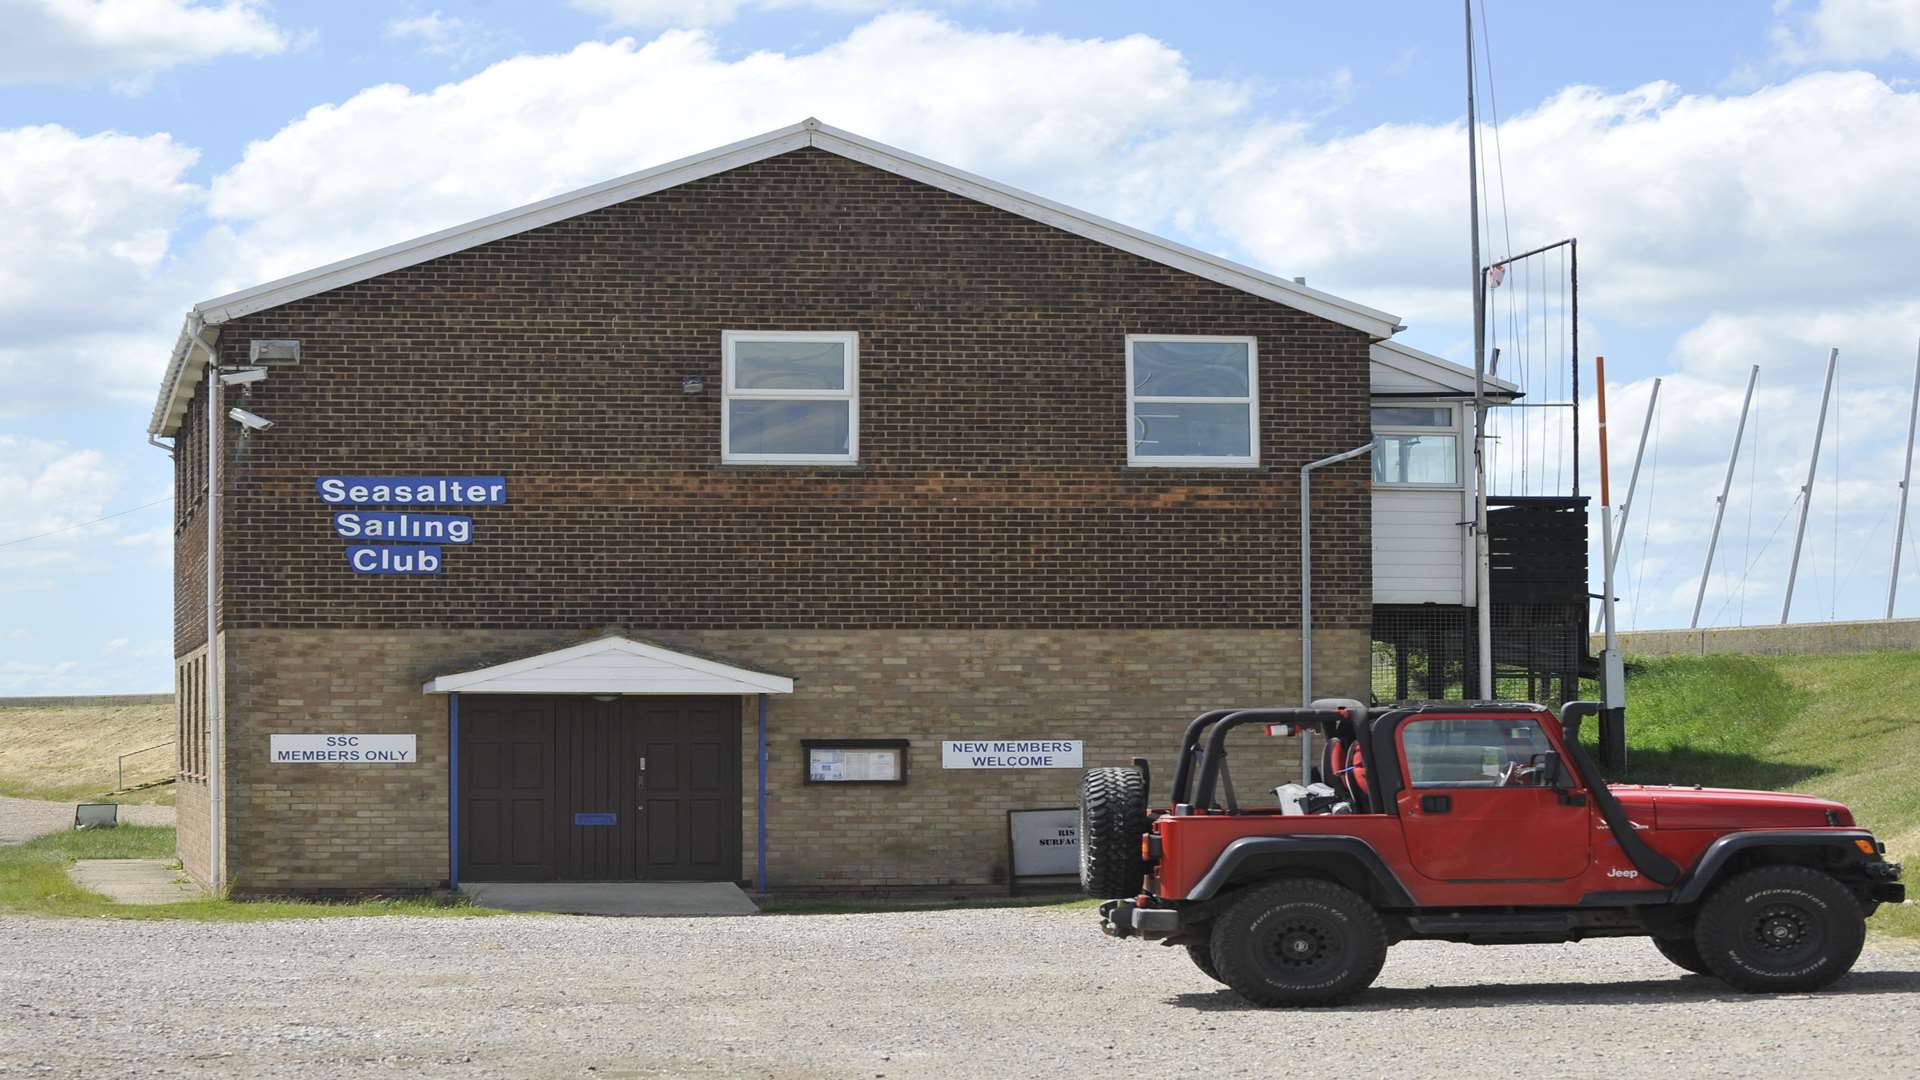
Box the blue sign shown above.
[573,812,617,827]
[333,512,472,544]
[347,545,443,575]
[316,476,507,506]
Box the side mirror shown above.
[1531,751,1568,789]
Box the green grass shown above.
[0,826,503,922]
[1591,652,1920,939]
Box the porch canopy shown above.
[422,635,794,696]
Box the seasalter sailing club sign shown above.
[315,475,505,575]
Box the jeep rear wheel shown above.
[1208,879,1387,1006]
[1078,767,1148,899]
[1650,935,1711,975]
[1694,865,1866,992]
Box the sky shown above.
[3,0,1919,694]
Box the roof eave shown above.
[150,118,1409,435]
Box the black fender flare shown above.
[1185,835,1415,907]
[1670,829,1881,904]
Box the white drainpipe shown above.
[195,317,224,894]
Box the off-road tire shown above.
[1078,767,1148,898]
[1208,879,1388,1006]
[1693,865,1866,992]
[1185,942,1225,984]
[1651,934,1711,975]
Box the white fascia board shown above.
[1371,339,1520,397]
[148,318,219,435]
[809,122,1402,341]
[422,635,795,695]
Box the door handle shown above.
[637,757,646,812]
[1421,794,1452,814]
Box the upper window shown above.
[1371,403,1460,486]
[722,331,858,465]
[1126,335,1259,467]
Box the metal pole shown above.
[1570,238,1580,499]
[1691,366,1759,629]
[201,323,223,894]
[1596,377,1660,631]
[1302,441,1376,782]
[1466,0,1493,701]
[1595,357,1626,769]
[1782,348,1839,624]
[1888,339,1920,619]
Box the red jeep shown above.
[1081,699,1904,1006]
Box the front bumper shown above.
[1867,860,1905,904]
[1099,898,1181,939]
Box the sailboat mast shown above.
[1467,0,1493,700]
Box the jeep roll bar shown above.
[1188,707,1349,813]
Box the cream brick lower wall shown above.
[215,626,1370,892]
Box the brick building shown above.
[151,119,1489,896]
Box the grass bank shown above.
[0,701,177,804]
[0,825,501,922]
[1595,652,1920,938]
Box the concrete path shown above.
[460,880,759,915]
[0,795,174,845]
[66,859,203,904]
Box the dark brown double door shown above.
[459,695,740,882]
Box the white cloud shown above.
[0,125,201,414]
[199,14,1248,292]
[384,10,515,68]
[0,435,134,593]
[0,0,291,86]
[1774,0,1920,64]
[573,0,970,29]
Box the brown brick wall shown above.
[172,380,211,656]
[201,147,1373,636]
[217,626,1369,891]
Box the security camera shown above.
[228,407,274,432]
[220,367,268,387]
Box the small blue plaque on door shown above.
[574,812,617,826]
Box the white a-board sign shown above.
[942,740,1083,769]
[1009,808,1080,877]
[270,734,417,763]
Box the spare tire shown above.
[1079,766,1149,898]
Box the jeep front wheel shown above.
[1078,767,1148,899]
[1694,865,1866,992]
[1650,935,1711,975]
[1208,879,1388,1006]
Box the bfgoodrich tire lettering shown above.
[1694,865,1866,992]
[1078,767,1148,899]
[1209,879,1387,1006]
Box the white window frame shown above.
[1370,402,1464,489]
[1124,334,1260,468]
[721,330,860,465]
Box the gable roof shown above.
[422,635,794,695]
[149,118,1406,436]
[1370,338,1520,399]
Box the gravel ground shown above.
[0,795,174,845]
[1,908,1915,1080]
